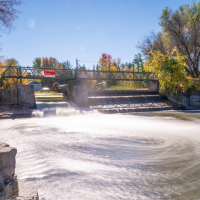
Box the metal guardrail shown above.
[1,66,157,82]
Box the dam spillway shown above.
[88,90,175,113]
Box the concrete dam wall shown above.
[0,85,36,109]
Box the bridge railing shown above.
[77,70,156,81]
[1,66,76,80]
[1,66,157,81]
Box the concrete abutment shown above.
[0,142,39,199]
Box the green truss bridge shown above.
[1,66,157,83]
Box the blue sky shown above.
[1,0,194,69]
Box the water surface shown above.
[0,107,200,199]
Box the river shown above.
[0,102,200,199]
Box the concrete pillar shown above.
[149,81,159,92]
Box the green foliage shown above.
[133,53,144,72]
[61,60,73,69]
[33,57,41,68]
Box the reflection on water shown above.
[0,103,200,199]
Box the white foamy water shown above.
[1,107,200,199]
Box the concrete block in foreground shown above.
[0,142,39,199]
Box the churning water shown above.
[1,102,200,199]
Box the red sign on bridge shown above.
[44,69,55,77]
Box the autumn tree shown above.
[148,48,200,94]
[0,0,21,33]
[33,57,41,68]
[0,58,29,88]
[5,58,18,66]
[98,53,119,88]
[42,57,61,68]
[98,53,118,71]
[137,2,200,78]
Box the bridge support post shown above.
[19,67,22,84]
[109,63,111,80]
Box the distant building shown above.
[28,80,42,91]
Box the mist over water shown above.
[1,103,200,199]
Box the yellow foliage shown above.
[148,47,200,94]
[0,59,29,89]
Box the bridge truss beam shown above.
[1,66,157,82]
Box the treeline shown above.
[33,57,72,69]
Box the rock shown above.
[4,175,18,197]
[0,172,5,193]
[16,180,39,200]
[0,143,17,180]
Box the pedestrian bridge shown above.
[1,66,157,82]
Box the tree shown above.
[124,62,133,69]
[159,2,200,78]
[137,31,168,58]
[98,53,119,88]
[0,0,22,33]
[147,47,200,94]
[61,60,72,69]
[0,58,29,88]
[137,2,200,78]
[98,53,118,71]
[42,57,61,68]
[133,53,144,72]
[33,57,41,68]
[5,58,18,66]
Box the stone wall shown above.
[167,91,200,109]
[190,92,200,108]
[0,85,36,109]
[0,142,39,199]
